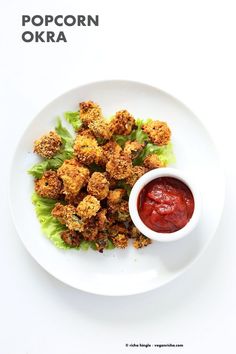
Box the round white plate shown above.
[9,80,224,296]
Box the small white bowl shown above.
[129,167,201,242]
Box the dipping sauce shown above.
[138,177,194,233]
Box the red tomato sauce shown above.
[138,177,194,233]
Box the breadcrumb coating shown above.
[61,230,81,247]
[107,189,126,207]
[98,141,122,166]
[124,141,143,159]
[111,110,135,135]
[103,172,117,189]
[88,117,113,140]
[87,172,110,200]
[64,190,87,206]
[143,154,164,170]
[76,195,100,219]
[73,135,102,165]
[79,101,102,126]
[109,200,131,222]
[142,120,171,146]
[81,218,99,241]
[52,203,84,232]
[96,209,112,231]
[35,170,62,199]
[126,166,147,187]
[57,159,90,198]
[128,225,142,239]
[133,235,152,249]
[106,152,132,180]
[33,131,62,158]
[94,234,109,253]
[109,223,128,237]
[112,234,129,248]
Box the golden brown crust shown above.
[79,101,102,126]
[51,203,84,232]
[106,152,132,180]
[76,195,101,219]
[35,170,62,199]
[87,172,110,200]
[61,230,81,247]
[73,135,102,165]
[57,159,90,198]
[98,141,122,166]
[112,234,129,248]
[124,140,143,159]
[142,120,171,146]
[88,117,113,140]
[33,131,62,158]
[143,154,164,170]
[126,166,147,187]
[107,189,126,207]
[133,235,152,249]
[110,110,135,135]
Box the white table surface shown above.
[1,1,236,353]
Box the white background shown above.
[1,0,236,353]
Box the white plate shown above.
[9,80,224,296]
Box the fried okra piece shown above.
[109,223,130,248]
[81,209,111,241]
[33,131,62,158]
[61,230,81,247]
[106,152,132,180]
[112,234,129,249]
[79,101,102,126]
[114,201,131,222]
[133,235,152,249]
[64,190,87,206]
[142,120,171,146]
[73,135,102,165]
[87,172,110,200]
[126,166,147,187]
[96,209,112,231]
[88,117,113,140]
[79,128,96,139]
[94,233,110,253]
[124,141,143,160]
[111,110,135,135]
[81,218,99,241]
[57,159,90,198]
[52,203,84,232]
[98,141,122,166]
[76,195,100,219]
[143,154,164,170]
[109,223,128,237]
[107,189,126,207]
[103,172,117,189]
[34,170,62,199]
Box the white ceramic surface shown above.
[129,168,201,242]
[9,80,224,296]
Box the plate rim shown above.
[8,79,225,296]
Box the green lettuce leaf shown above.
[64,111,82,131]
[113,134,130,148]
[32,193,69,249]
[134,142,175,166]
[32,193,115,251]
[114,118,151,147]
[28,119,74,178]
[129,118,151,143]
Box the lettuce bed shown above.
[29,113,175,250]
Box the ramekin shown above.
[128,167,201,242]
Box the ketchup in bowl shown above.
[138,177,194,233]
